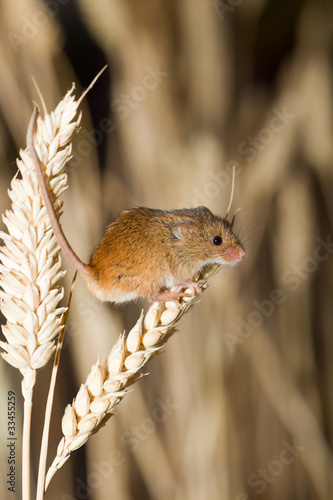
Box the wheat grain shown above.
[44,278,215,490]
[0,85,81,390]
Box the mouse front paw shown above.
[152,282,202,304]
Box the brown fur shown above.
[86,207,245,302]
[27,108,245,304]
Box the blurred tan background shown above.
[0,0,333,499]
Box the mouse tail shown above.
[27,107,91,278]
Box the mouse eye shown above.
[212,236,223,246]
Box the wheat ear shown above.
[44,266,220,491]
[0,85,81,499]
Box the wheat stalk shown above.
[44,271,219,490]
[0,85,82,499]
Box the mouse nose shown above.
[238,248,246,260]
[223,247,246,263]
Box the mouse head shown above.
[171,206,246,267]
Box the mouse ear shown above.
[172,221,198,240]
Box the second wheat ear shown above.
[27,110,246,305]
[0,82,83,500]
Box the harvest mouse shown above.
[27,107,246,304]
